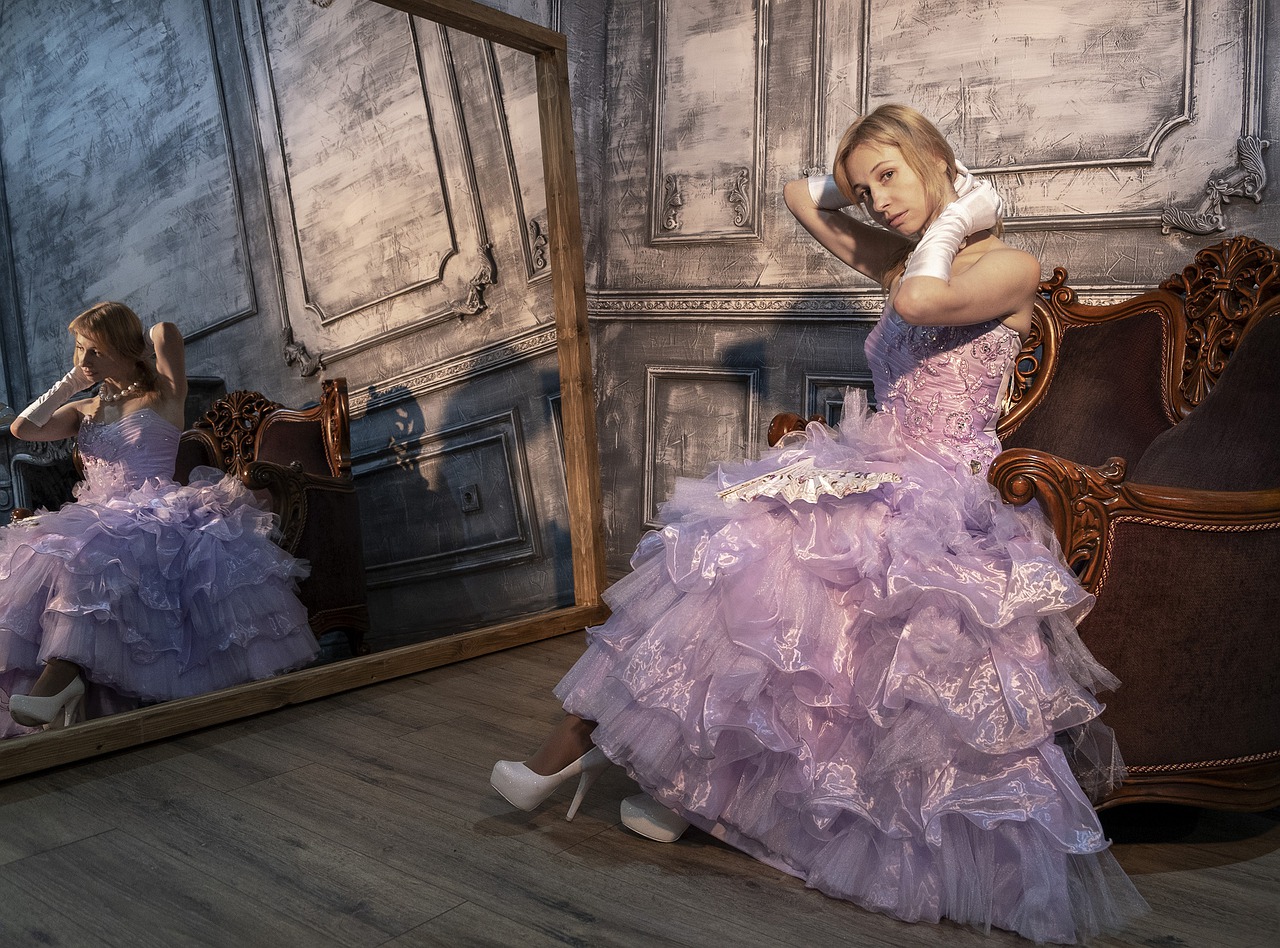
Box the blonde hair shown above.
[832,104,996,287]
[68,301,157,390]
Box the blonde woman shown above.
[492,107,1146,942]
[1,302,317,734]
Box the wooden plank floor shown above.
[0,633,1276,948]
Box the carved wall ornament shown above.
[1158,235,1280,408]
[1161,136,1271,236]
[662,174,683,231]
[727,168,752,228]
[282,325,323,378]
[449,243,498,318]
[528,216,549,271]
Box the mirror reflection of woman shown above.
[0,301,318,736]
[491,106,1148,942]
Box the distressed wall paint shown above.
[3,0,1277,599]
[582,0,1280,572]
[0,0,253,389]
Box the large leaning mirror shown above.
[0,0,605,780]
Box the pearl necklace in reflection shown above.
[98,380,145,403]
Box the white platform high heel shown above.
[620,792,690,843]
[491,746,610,821]
[9,676,86,729]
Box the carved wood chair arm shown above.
[766,411,826,447]
[990,447,1280,595]
[240,459,358,555]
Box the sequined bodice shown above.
[867,305,1021,471]
[77,408,180,490]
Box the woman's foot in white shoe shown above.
[620,792,690,842]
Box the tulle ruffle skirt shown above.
[0,467,317,736]
[557,397,1147,943]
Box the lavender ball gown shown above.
[0,408,318,736]
[557,306,1147,943]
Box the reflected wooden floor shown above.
[0,633,1276,947]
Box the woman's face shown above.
[843,142,940,236]
[74,334,133,385]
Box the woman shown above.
[0,301,318,735]
[491,106,1146,942]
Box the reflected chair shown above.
[174,377,371,657]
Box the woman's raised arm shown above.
[150,322,187,404]
[783,175,909,284]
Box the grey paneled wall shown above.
[582,0,1280,573]
[4,0,1276,607]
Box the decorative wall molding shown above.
[858,0,1194,173]
[642,365,759,526]
[726,168,752,228]
[591,290,886,319]
[835,0,1268,234]
[352,410,539,585]
[590,287,1160,321]
[650,0,769,242]
[348,326,558,417]
[257,4,456,323]
[1162,135,1271,235]
[528,216,549,272]
[805,372,875,424]
[662,174,684,231]
[484,40,550,282]
[249,6,501,369]
[0,0,258,387]
[281,325,323,378]
[448,242,499,318]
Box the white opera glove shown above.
[902,169,1003,282]
[17,366,91,427]
[807,173,854,211]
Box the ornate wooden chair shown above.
[174,377,371,657]
[990,236,1280,810]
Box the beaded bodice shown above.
[77,408,181,491]
[867,305,1022,471]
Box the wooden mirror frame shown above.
[0,0,606,781]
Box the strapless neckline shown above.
[81,406,181,433]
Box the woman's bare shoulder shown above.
[959,237,1041,287]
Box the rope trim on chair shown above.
[1098,515,1280,594]
[1127,749,1280,773]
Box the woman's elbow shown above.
[783,179,810,216]
[8,417,34,441]
[892,280,940,323]
[150,321,184,347]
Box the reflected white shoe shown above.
[620,792,690,843]
[491,746,610,821]
[9,676,86,729]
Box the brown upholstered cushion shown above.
[1003,311,1173,466]
[1132,313,1280,491]
[256,416,332,476]
[1079,521,1280,766]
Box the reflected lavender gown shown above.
[557,306,1147,943]
[0,408,318,736]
